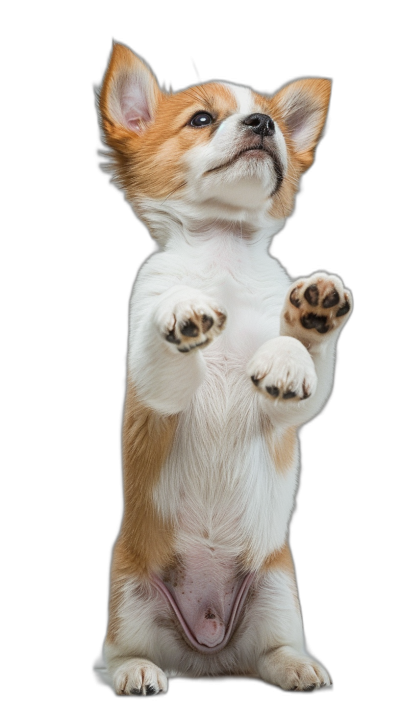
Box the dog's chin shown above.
[198,156,277,212]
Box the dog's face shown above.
[99,44,331,230]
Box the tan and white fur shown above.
[97,42,352,695]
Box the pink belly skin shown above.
[152,550,255,653]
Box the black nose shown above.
[243,113,275,137]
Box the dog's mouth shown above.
[205,145,267,174]
[205,144,284,196]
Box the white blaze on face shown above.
[225,83,254,116]
[184,83,288,213]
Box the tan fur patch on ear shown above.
[266,425,297,475]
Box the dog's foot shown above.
[155,293,227,353]
[258,646,332,691]
[113,658,168,696]
[248,336,317,402]
[282,272,352,346]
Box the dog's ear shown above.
[272,78,331,169]
[99,42,162,138]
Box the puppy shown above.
[97,42,351,695]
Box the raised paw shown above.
[258,646,332,692]
[247,336,317,402]
[282,272,352,344]
[156,294,227,353]
[113,657,168,696]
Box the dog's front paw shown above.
[258,646,332,691]
[155,294,227,353]
[248,336,317,402]
[113,658,168,696]
[282,272,352,345]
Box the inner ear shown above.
[116,73,153,131]
[100,43,162,135]
[273,79,331,155]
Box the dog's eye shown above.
[190,112,213,127]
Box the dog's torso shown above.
[127,232,298,650]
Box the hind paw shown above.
[258,646,332,691]
[113,658,168,696]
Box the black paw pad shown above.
[322,289,340,308]
[301,313,329,333]
[290,288,301,308]
[130,687,143,695]
[304,284,319,306]
[180,319,199,337]
[145,685,157,695]
[283,390,297,399]
[266,386,280,397]
[303,684,316,692]
[336,300,350,317]
[201,314,214,332]
[165,330,181,344]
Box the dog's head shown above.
[98,43,331,238]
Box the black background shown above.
[74,18,365,710]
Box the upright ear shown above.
[273,78,331,169]
[99,42,162,138]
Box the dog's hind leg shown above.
[249,545,332,691]
[103,569,174,696]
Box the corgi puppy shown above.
[97,42,352,695]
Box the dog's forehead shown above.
[222,83,258,116]
[171,82,262,117]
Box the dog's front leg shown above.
[247,272,352,427]
[129,284,227,414]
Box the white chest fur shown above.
[148,234,298,570]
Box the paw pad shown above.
[287,275,351,337]
[248,337,317,403]
[159,299,226,354]
[260,381,310,401]
[180,319,200,337]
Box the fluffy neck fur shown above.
[136,196,286,249]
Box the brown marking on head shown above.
[266,425,297,475]
[99,43,238,205]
